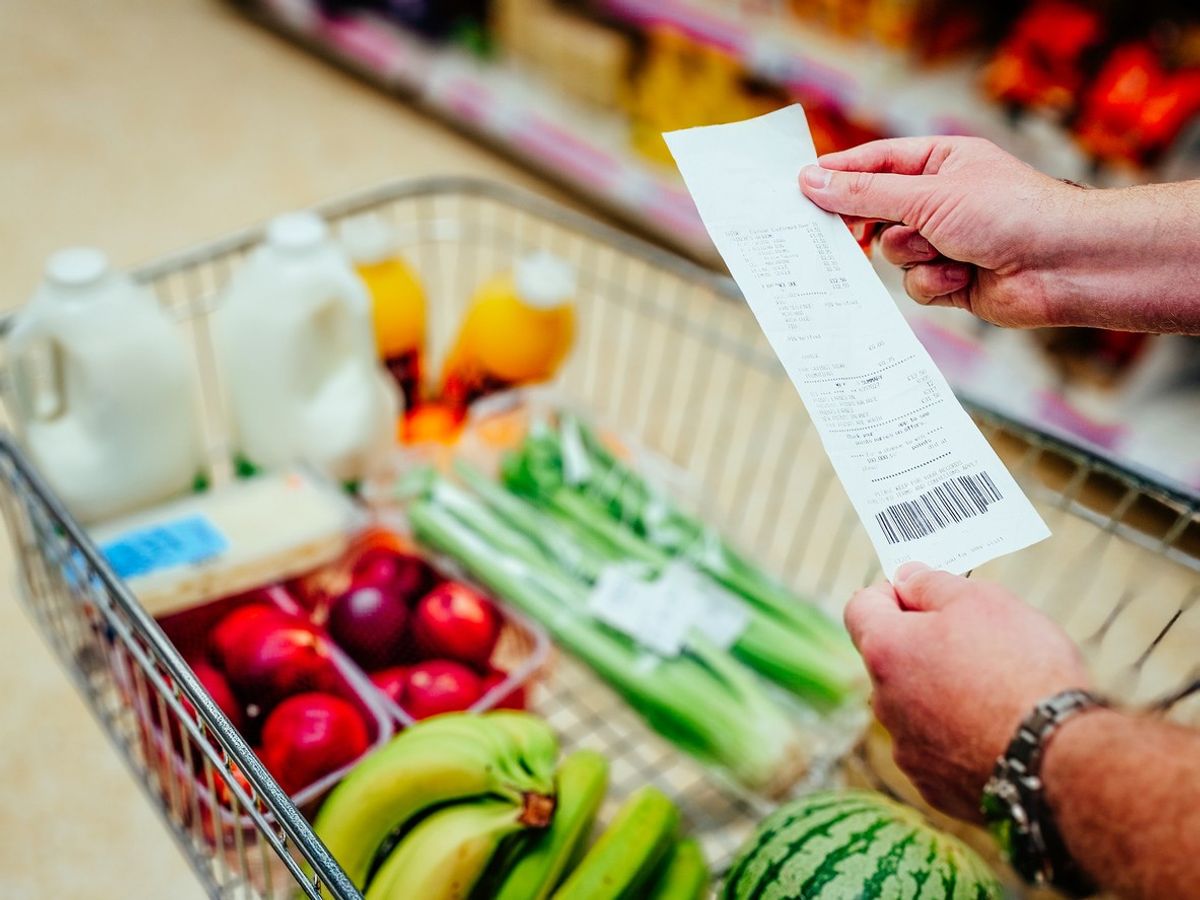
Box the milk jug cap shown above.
[45,247,109,289]
[267,211,328,253]
[341,216,396,265]
[515,252,576,310]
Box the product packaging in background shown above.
[232,0,1200,497]
[342,215,428,413]
[91,467,362,617]
[215,211,399,485]
[6,247,207,524]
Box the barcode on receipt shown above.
[876,472,1003,544]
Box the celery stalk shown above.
[500,419,865,708]
[503,416,841,640]
[407,480,807,796]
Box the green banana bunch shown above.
[485,711,562,781]
[649,838,709,900]
[313,712,558,889]
[553,785,681,900]
[494,749,610,900]
[365,799,528,900]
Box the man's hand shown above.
[799,136,1084,328]
[799,136,1200,334]
[848,563,1200,900]
[845,562,1091,821]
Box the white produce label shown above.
[654,562,749,650]
[587,562,749,657]
[588,564,690,657]
[665,106,1049,575]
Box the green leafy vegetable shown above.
[499,415,864,709]
[407,473,808,796]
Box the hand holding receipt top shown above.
[664,106,1048,576]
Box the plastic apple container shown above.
[138,585,393,844]
[287,527,550,728]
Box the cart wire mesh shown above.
[1,177,1197,898]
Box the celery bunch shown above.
[500,415,865,709]
[407,472,808,797]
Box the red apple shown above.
[196,757,257,845]
[410,583,501,667]
[208,604,290,671]
[156,663,245,765]
[222,618,339,709]
[190,660,246,733]
[370,666,408,706]
[352,549,436,604]
[327,577,408,670]
[259,693,369,795]
[242,702,267,747]
[479,669,527,712]
[401,660,483,720]
[214,758,256,809]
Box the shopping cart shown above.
[1,177,1196,898]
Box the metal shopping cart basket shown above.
[1,177,1196,898]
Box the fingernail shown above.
[893,561,930,584]
[944,264,970,289]
[908,234,933,256]
[801,165,831,189]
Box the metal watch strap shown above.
[982,688,1105,897]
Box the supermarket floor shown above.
[0,3,567,897]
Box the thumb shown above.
[891,562,967,612]
[800,165,930,224]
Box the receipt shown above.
[665,106,1048,575]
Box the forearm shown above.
[1042,708,1200,898]
[1043,181,1200,333]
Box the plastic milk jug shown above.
[215,211,398,482]
[7,248,205,523]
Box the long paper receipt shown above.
[665,106,1049,575]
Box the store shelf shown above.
[598,0,1096,183]
[240,0,1200,498]
[245,0,1104,266]
[251,0,716,262]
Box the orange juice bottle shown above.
[441,251,576,410]
[342,216,426,410]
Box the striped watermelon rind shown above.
[722,790,1003,900]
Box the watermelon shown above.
[722,790,1003,900]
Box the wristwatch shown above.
[981,688,1106,898]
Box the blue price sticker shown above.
[101,515,229,579]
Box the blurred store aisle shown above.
[0,1,561,896]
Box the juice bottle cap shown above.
[341,215,396,265]
[515,252,576,310]
[45,247,109,288]
[267,211,329,253]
